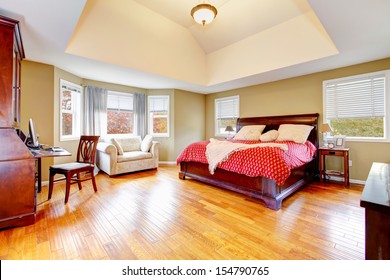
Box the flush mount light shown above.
[191,3,218,26]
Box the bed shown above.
[177,113,319,210]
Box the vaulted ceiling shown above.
[1,0,390,93]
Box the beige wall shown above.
[205,58,390,181]
[21,61,55,181]
[174,89,206,159]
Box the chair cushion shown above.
[50,162,94,171]
[117,151,153,163]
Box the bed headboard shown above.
[236,113,319,148]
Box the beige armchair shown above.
[96,135,159,176]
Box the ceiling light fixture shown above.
[191,3,218,26]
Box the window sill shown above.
[326,136,389,143]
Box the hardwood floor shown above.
[0,166,365,260]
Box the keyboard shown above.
[30,149,40,156]
[44,147,64,152]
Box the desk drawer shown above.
[322,150,344,156]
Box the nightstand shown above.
[319,147,350,187]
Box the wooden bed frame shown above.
[179,113,319,210]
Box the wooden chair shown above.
[48,135,100,203]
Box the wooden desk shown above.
[30,148,71,193]
[319,147,350,187]
[360,162,390,260]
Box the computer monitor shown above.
[27,118,39,149]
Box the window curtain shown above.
[134,93,147,138]
[84,86,108,136]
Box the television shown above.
[27,118,40,149]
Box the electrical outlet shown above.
[349,160,352,167]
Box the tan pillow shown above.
[260,130,279,142]
[111,138,124,155]
[276,124,313,144]
[114,136,141,152]
[141,135,153,152]
[234,125,266,140]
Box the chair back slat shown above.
[77,136,100,164]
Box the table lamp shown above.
[225,125,234,138]
[319,123,332,147]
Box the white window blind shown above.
[61,82,82,94]
[215,95,239,136]
[149,96,169,113]
[216,96,239,120]
[325,73,385,120]
[107,92,133,111]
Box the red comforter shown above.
[176,139,317,186]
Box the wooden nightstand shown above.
[319,147,350,187]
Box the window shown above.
[148,95,169,137]
[107,91,134,134]
[323,70,389,141]
[60,79,82,141]
[215,95,239,136]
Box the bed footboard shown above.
[179,161,315,210]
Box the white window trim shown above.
[323,70,390,143]
[215,95,240,137]
[148,95,170,138]
[60,79,82,141]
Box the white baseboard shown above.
[159,161,177,166]
[328,175,365,186]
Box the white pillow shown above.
[111,138,124,155]
[260,130,279,142]
[141,135,153,152]
[234,125,266,140]
[276,124,314,144]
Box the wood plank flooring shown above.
[0,166,365,260]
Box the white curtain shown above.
[84,86,108,136]
[134,93,146,138]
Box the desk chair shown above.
[48,135,100,203]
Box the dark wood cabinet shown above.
[360,162,390,260]
[0,15,36,229]
[0,15,23,128]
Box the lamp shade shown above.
[319,123,332,133]
[191,3,217,26]
[225,125,234,132]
